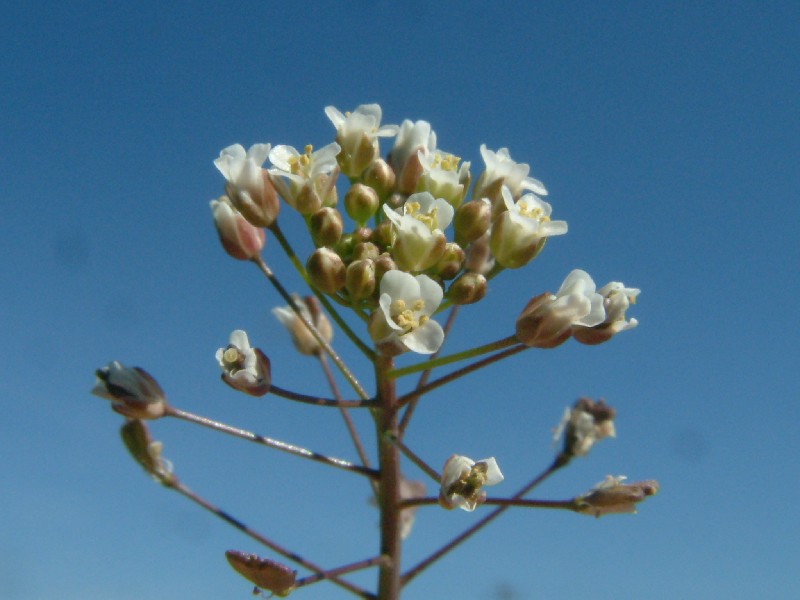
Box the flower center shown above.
[429,151,461,172]
[390,298,428,333]
[404,201,438,232]
[517,198,549,222]
[222,346,246,373]
[287,145,314,176]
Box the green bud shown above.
[310,207,343,247]
[434,242,465,280]
[373,253,397,282]
[362,158,396,201]
[352,241,380,261]
[454,198,492,246]
[371,221,395,250]
[447,272,488,305]
[344,183,380,224]
[306,247,346,294]
[345,258,376,301]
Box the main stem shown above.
[375,354,401,600]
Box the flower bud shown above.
[575,476,659,518]
[346,258,376,301]
[226,550,296,597]
[92,361,167,419]
[463,233,495,275]
[352,241,380,262]
[309,207,343,247]
[344,183,380,224]
[371,220,395,250]
[433,242,465,280]
[373,252,397,281]
[447,272,487,305]
[210,197,265,260]
[216,330,271,396]
[454,198,492,246]
[120,419,174,484]
[306,247,346,294]
[362,158,396,200]
[272,295,333,356]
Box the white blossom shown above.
[388,119,437,194]
[439,455,504,511]
[215,330,271,396]
[370,270,444,354]
[325,104,398,177]
[416,150,471,208]
[475,144,547,199]
[383,191,454,272]
[213,143,278,227]
[268,143,340,214]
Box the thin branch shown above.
[384,434,440,483]
[396,344,529,409]
[398,306,460,437]
[251,255,370,401]
[166,478,373,598]
[268,222,375,359]
[295,555,387,590]
[399,496,578,511]
[270,383,374,408]
[165,406,378,479]
[401,455,569,586]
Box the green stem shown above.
[252,255,370,401]
[386,334,517,379]
[269,222,375,359]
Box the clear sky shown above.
[2,2,798,599]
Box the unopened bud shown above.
[463,233,495,275]
[434,242,465,280]
[352,241,380,262]
[454,198,492,245]
[447,272,487,305]
[309,207,343,247]
[272,296,333,356]
[344,183,380,224]
[120,419,174,484]
[575,476,659,518]
[371,221,395,250]
[92,361,167,419]
[362,158,396,200]
[345,258,376,301]
[226,550,296,597]
[306,247,346,294]
[210,197,265,261]
[373,252,397,281]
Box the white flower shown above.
[572,281,640,345]
[438,455,504,511]
[388,119,437,194]
[272,295,333,356]
[383,191,454,272]
[214,143,279,227]
[209,196,266,260]
[215,330,271,396]
[325,104,398,177]
[474,144,547,200]
[268,143,340,214]
[515,269,606,348]
[370,270,444,354]
[92,361,167,419]
[416,150,471,208]
[490,186,568,268]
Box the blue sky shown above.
[2,1,798,598]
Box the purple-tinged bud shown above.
[434,242,465,280]
[210,197,265,260]
[447,272,487,305]
[120,419,174,484]
[92,361,167,419]
[344,183,380,224]
[309,207,343,247]
[306,247,346,294]
[362,158,396,200]
[454,198,492,246]
[575,476,659,518]
[215,330,271,396]
[352,241,380,262]
[463,233,495,275]
[226,550,296,597]
[373,252,397,282]
[346,258,377,301]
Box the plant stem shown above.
[252,255,370,401]
[165,406,378,479]
[375,354,402,600]
[270,383,373,408]
[399,497,578,511]
[384,434,440,483]
[396,344,529,409]
[166,478,373,598]
[295,555,386,591]
[269,222,375,359]
[386,335,518,379]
